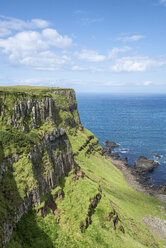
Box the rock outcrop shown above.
[104,140,119,148]
[135,156,159,172]
[0,87,80,247]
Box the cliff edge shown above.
[0,86,166,248]
[0,86,80,246]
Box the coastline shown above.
[109,156,166,241]
[109,157,166,207]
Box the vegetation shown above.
[0,86,165,247]
[7,128,166,248]
[0,85,73,95]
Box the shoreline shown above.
[109,156,166,208]
[109,156,166,241]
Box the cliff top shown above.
[0,85,74,95]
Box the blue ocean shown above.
[76,94,166,185]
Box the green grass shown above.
[7,128,166,248]
[0,86,79,131]
[0,85,73,94]
[13,155,38,199]
[0,129,40,156]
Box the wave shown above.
[114,148,130,154]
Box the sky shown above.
[0,0,166,93]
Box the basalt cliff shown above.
[0,86,166,248]
[0,87,80,247]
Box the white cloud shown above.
[72,65,104,72]
[74,10,86,15]
[108,46,131,59]
[75,49,105,62]
[0,28,72,70]
[0,15,50,37]
[144,81,152,86]
[105,81,126,86]
[0,31,47,53]
[110,56,164,72]
[72,65,87,71]
[42,28,72,48]
[15,51,71,71]
[31,19,50,28]
[81,17,104,26]
[117,35,144,42]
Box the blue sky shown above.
[0,0,166,93]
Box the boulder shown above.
[121,157,128,166]
[135,156,159,172]
[104,140,119,148]
[101,147,111,156]
[110,153,120,160]
[155,154,161,159]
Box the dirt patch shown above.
[143,216,166,241]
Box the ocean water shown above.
[76,93,166,185]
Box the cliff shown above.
[0,86,80,247]
[0,86,166,248]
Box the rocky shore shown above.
[102,140,166,206]
[105,142,166,242]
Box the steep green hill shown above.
[0,86,165,248]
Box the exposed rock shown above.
[105,211,115,222]
[104,140,119,148]
[113,215,119,230]
[52,189,64,201]
[0,88,79,247]
[119,225,125,233]
[101,147,111,156]
[79,136,94,152]
[143,216,166,241]
[156,185,166,194]
[155,154,161,159]
[109,153,120,160]
[72,166,84,181]
[40,195,57,218]
[121,157,128,166]
[80,193,101,232]
[135,156,159,172]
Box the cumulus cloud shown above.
[108,46,131,59]
[42,28,72,48]
[75,49,105,62]
[0,15,50,37]
[110,56,165,72]
[72,65,104,72]
[144,81,152,86]
[15,51,71,71]
[0,28,72,70]
[117,34,144,42]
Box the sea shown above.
[76,93,166,185]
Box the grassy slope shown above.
[7,128,166,248]
[0,85,72,93]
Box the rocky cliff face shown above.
[0,87,80,247]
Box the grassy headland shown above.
[0,86,165,248]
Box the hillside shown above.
[0,86,165,248]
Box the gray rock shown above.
[110,153,120,160]
[135,156,158,172]
[121,157,128,165]
[104,140,119,148]
[155,154,161,159]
